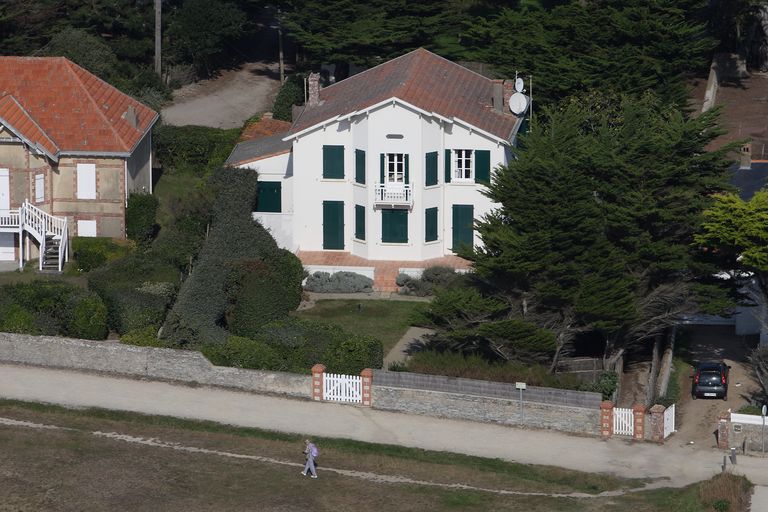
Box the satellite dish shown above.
[514,77,525,92]
[508,92,528,115]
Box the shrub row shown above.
[202,317,383,374]
[397,266,464,296]
[272,73,305,122]
[0,281,108,340]
[126,193,159,246]
[72,237,133,272]
[161,167,304,347]
[88,253,179,335]
[304,271,373,293]
[153,125,240,176]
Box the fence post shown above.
[311,364,326,401]
[649,404,665,443]
[360,368,373,407]
[600,401,613,439]
[717,412,730,449]
[633,404,646,441]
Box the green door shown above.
[323,201,344,249]
[452,204,474,252]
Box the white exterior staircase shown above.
[0,200,68,272]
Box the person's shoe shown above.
[300,472,306,476]
[311,475,318,479]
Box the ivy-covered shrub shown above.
[162,167,303,347]
[304,271,373,293]
[153,125,240,176]
[120,326,165,348]
[272,73,305,122]
[202,335,281,370]
[72,237,132,272]
[126,193,159,245]
[0,281,108,340]
[88,254,178,334]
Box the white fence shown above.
[613,407,634,436]
[323,373,362,404]
[664,403,676,439]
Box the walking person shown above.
[301,439,319,479]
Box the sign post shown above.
[762,404,766,454]
[515,382,526,423]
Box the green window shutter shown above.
[382,209,408,243]
[355,149,366,184]
[425,152,438,186]
[379,153,385,183]
[256,181,281,213]
[444,149,451,183]
[404,154,410,184]
[475,150,491,185]
[425,207,438,242]
[452,204,474,253]
[322,200,344,249]
[355,204,365,240]
[322,145,344,179]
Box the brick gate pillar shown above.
[311,364,326,401]
[649,404,665,443]
[717,413,730,449]
[600,401,614,439]
[633,404,646,441]
[360,368,373,407]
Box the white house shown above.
[227,49,527,290]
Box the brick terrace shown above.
[297,251,472,292]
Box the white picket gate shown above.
[323,373,362,404]
[663,403,676,439]
[613,407,634,436]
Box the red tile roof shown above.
[0,57,158,159]
[239,117,291,142]
[288,49,519,141]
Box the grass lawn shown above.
[293,299,428,356]
[0,400,749,512]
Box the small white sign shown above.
[515,382,526,390]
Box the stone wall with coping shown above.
[0,333,310,397]
[373,385,600,435]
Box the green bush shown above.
[126,193,159,245]
[153,125,240,176]
[72,237,132,272]
[272,73,305,122]
[63,293,109,340]
[0,303,35,333]
[578,372,619,400]
[162,167,303,347]
[397,267,463,296]
[150,188,212,272]
[121,326,164,348]
[304,271,373,293]
[202,335,281,370]
[323,334,383,374]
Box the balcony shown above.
[374,182,413,207]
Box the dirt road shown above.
[161,61,282,129]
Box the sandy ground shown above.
[160,61,282,129]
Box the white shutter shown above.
[76,163,96,200]
[35,174,44,202]
[77,220,97,237]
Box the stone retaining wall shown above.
[0,333,309,398]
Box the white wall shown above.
[240,152,294,249]
[274,99,513,262]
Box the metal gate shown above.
[663,403,676,439]
[613,407,634,436]
[323,373,362,403]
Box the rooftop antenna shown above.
[508,70,529,117]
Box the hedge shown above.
[272,73,305,122]
[162,167,304,347]
[153,125,240,176]
[0,281,108,340]
[304,271,373,293]
[120,326,165,348]
[126,193,159,245]
[72,237,132,272]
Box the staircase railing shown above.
[19,200,68,271]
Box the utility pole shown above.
[277,9,284,83]
[154,0,161,77]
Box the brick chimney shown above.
[491,79,503,113]
[308,72,321,107]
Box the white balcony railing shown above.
[374,182,412,206]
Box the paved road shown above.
[1,363,766,492]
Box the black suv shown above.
[691,361,730,400]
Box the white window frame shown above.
[386,153,405,183]
[76,163,97,200]
[35,174,45,203]
[77,219,97,237]
[454,149,474,180]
